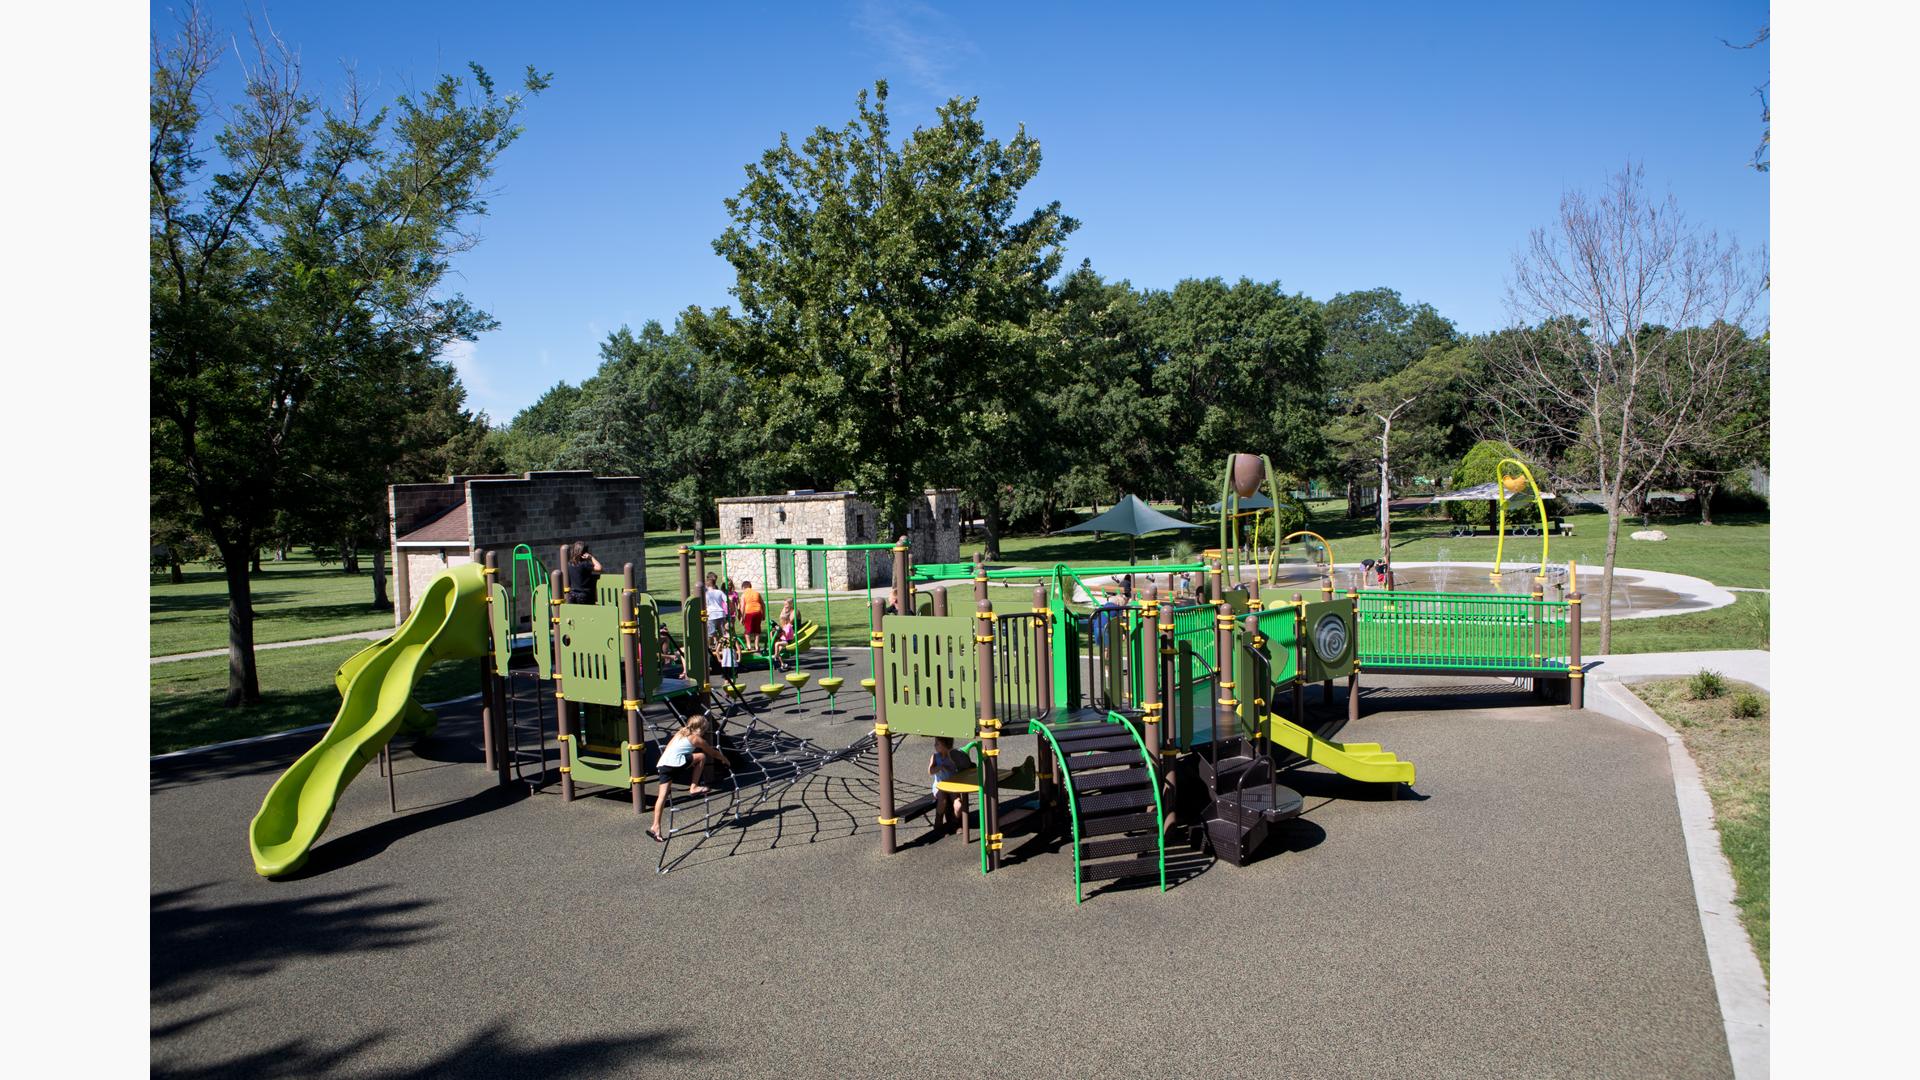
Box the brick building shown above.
[712,489,960,591]
[388,470,647,624]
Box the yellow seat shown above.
[818,676,845,693]
[784,671,812,688]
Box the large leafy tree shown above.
[699,82,1076,534]
[1320,286,1460,398]
[1139,277,1326,514]
[568,314,763,540]
[150,8,547,703]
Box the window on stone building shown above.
[739,517,754,538]
[854,513,866,539]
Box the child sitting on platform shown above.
[929,737,971,835]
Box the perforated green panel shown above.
[557,602,623,706]
[882,615,977,739]
[531,582,553,680]
[489,582,513,676]
[1302,598,1356,683]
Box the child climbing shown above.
[704,573,729,638]
[648,713,725,842]
[773,599,797,671]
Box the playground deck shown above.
[152,661,1735,1079]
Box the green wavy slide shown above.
[249,564,490,878]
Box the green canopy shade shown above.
[1055,494,1200,563]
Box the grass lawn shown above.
[150,550,395,656]
[964,503,1769,590]
[1629,676,1770,976]
[150,640,477,755]
[1602,592,1770,654]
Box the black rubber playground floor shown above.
[152,654,1734,1079]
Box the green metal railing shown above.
[1109,711,1168,896]
[1029,718,1086,902]
[1355,590,1570,673]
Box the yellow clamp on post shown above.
[1220,680,1236,690]
[559,766,572,774]
[1217,699,1237,708]
[1031,606,1049,615]
[983,748,1001,757]
[1248,598,1263,611]
[622,699,642,710]
[873,723,889,736]
[482,564,497,574]
[1568,671,1584,679]
[1159,621,1175,633]
[629,776,645,785]
[554,691,567,701]
[870,631,885,646]
[975,635,995,644]
[877,816,900,826]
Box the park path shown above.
[151,628,388,665]
[1588,649,1770,691]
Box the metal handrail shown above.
[1108,710,1168,894]
[1029,717,1087,904]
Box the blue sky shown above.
[159,0,1770,422]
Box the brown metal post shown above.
[1291,593,1306,721]
[480,550,499,776]
[1032,585,1054,827]
[621,564,645,814]
[678,546,692,608]
[892,536,911,615]
[1531,579,1546,697]
[551,568,574,802]
[1568,589,1585,710]
[872,597,897,853]
[975,597,1001,871]
[1141,586,1162,766]
[932,585,949,618]
[1215,597,1236,751]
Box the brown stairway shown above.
[1197,736,1304,867]
[1033,714,1167,903]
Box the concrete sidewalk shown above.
[151,628,390,665]
[1589,650,1770,692]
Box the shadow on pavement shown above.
[152,1018,696,1080]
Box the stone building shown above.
[388,470,647,624]
[711,489,960,591]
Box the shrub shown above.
[1448,440,1536,525]
[1731,691,1765,719]
[1688,669,1729,700]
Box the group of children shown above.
[701,572,801,682]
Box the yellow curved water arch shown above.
[1272,529,1333,591]
[1491,457,1550,586]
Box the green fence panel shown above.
[1252,605,1300,685]
[556,602,623,706]
[1355,590,1569,672]
[882,615,977,740]
[1169,604,1215,671]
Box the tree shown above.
[568,314,762,541]
[1659,330,1769,524]
[492,382,586,472]
[1139,277,1326,515]
[1448,439,1529,526]
[1325,344,1482,559]
[700,82,1076,535]
[1320,287,1460,398]
[1489,164,1766,651]
[150,7,548,704]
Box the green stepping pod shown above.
[249,563,492,878]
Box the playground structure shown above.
[248,452,1585,897]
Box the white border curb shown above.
[1589,673,1769,1080]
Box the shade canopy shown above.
[1056,494,1201,537]
[1432,482,1557,502]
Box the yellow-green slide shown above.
[249,564,491,878]
[1255,712,1416,786]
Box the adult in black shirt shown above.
[565,541,604,604]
